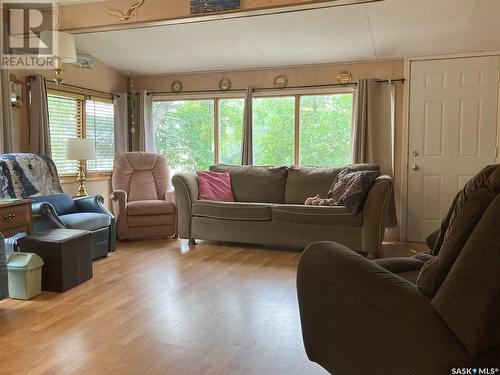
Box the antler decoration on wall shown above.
[107,0,145,21]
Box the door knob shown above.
[412,164,419,171]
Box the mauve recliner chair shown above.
[110,152,177,240]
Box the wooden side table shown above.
[0,199,32,301]
[0,199,32,237]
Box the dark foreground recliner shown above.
[297,164,500,375]
[0,153,115,260]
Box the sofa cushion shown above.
[127,200,175,216]
[285,166,343,204]
[210,164,288,203]
[271,204,362,226]
[192,200,272,221]
[60,212,111,231]
[31,193,77,215]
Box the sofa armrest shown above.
[297,241,467,375]
[362,175,392,258]
[110,190,128,241]
[74,195,116,252]
[172,173,198,239]
[31,201,67,231]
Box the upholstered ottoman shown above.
[17,229,92,292]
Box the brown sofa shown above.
[172,164,393,258]
[297,164,500,374]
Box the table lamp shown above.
[66,139,96,197]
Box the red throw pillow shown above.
[196,171,235,202]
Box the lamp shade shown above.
[66,139,96,160]
[40,31,77,63]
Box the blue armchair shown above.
[0,153,115,260]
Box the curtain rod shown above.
[146,79,405,96]
[27,75,117,97]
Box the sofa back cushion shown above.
[31,193,77,215]
[285,166,343,204]
[209,164,288,203]
[285,164,380,204]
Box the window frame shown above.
[47,89,115,179]
[152,86,355,167]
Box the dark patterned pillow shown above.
[327,169,381,214]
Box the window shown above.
[153,100,214,175]
[218,98,244,165]
[47,93,82,175]
[86,98,115,172]
[152,90,353,173]
[299,94,353,166]
[253,96,295,166]
[47,91,115,176]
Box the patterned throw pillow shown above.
[327,169,381,214]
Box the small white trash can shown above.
[7,252,44,300]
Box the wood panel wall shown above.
[59,0,353,32]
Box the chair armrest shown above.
[74,195,116,252]
[73,195,112,217]
[297,241,469,374]
[110,190,128,241]
[31,201,67,230]
[373,257,425,274]
[109,190,127,205]
[164,188,175,204]
[172,173,198,239]
[362,175,392,258]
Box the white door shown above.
[407,56,499,242]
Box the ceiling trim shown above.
[68,0,383,34]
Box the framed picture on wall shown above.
[190,0,241,14]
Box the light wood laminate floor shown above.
[0,239,425,375]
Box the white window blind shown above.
[86,98,115,171]
[47,92,82,175]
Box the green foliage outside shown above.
[153,100,214,174]
[253,96,295,166]
[300,94,353,166]
[219,98,244,165]
[153,93,353,174]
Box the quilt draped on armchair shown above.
[0,153,62,198]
